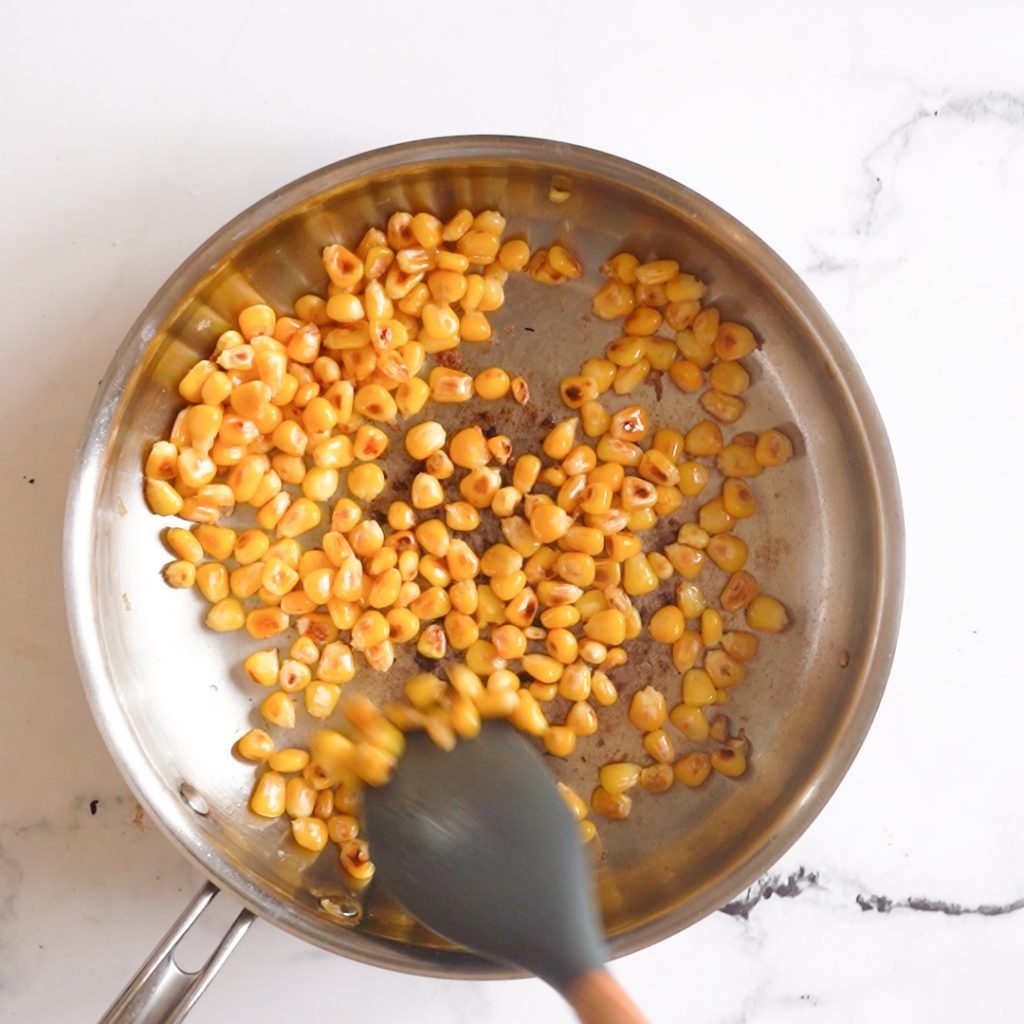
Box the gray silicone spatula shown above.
[363,722,649,1024]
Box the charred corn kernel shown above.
[304,680,342,720]
[712,320,756,361]
[474,366,511,400]
[352,425,389,462]
[707,534,748,573]
[543,726,577,758]
[598,762,641,796]
[710,747,747,778]
[146,441,179,481]
[702,650,745,688]
[353,383,397,423]
[261,690,295,729]
[428,367,474,403]
[295,612,338,646]
[591,786,631,820]
[620,477,657,512]
[162,559,195,589]
[486,436,513,467]
[628,686,668,731]
[592,280,636,320]
[722,631,759,662]
[700,389,745,424]
[721,571,760,612]
[698,497,736,535]
[674,752,712,787]
[326,812,360,844]
[245,606,288,639]
[641,729,676,765]
[404,421,446,460]
[414,622,446,660]
[682,668,716,707]
[250,771,286,817]
[385,606,419,643]
[700,608,724,647]
[529,504,573,543]
[605,335,647,367]
[509,375,530,406]
[613,359,650,395]
[340,839,375,880]
[607,407,649,446]
[526,248,562,284]
[458,467,501,509]
[755,428,794,467]
[670,702,710,742]
[509,690,548,735]
[635,280,668,307]
[206,597,245,632]
[236,728,274,762]
[640,764,674,794]
[444,501,480,533]
[746,595,790,633]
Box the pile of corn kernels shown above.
[145,208,793,882]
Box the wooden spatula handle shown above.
[565,969,650,1024]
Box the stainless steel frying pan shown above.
[64,136,904,1022]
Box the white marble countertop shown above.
[3,2,1023,1021]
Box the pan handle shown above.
[98,882,254,1024]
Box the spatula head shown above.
[363,722,606,990]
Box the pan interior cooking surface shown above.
[66,138,902,977]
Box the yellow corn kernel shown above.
[393,377,428,417]
[459,467,502,509]
[518,653,561,684]
[258,690,294,730]
[628,686,667,731]
[527,504,573,544]
[236,728,274,763]
[539,725,575,758]
[676,582,708,620]
[273,497,320,540]
[647,605,683,644]
[345,463,385,503]
[541,418,577,461]
[191,524,234,562]
[404,420,447,461]
[289,816,328,852]
[605,335,646,368]
[670,703,710,744]
[493,237,528,272]
[592,280,636,320]
[538,627,574,665]
[266,745,310,773]
[442,501,479,533]
[243,606,287,640]
[643,729,677,766]
[447,425,488,469]
[509,690,548,736]
[192,563,227,604]
[668,630,702,675]
[612,359,650,395]
[705,535,747,575]
[720,631,758,663]
[697,497,735,536]
[301,680,340,720]
[204,597,244,632]
[474,365,511,399]
[639,763,675,794]
[681,667,717,707]
[577,608,623,647]
[250,771,286,818]
[282,777,316,819]
[546,244,582,279]
[746,594,790,633]
[597,762,640,796]
[617,553,654,596]
[720,569,760,613]
[755,428,795,467]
